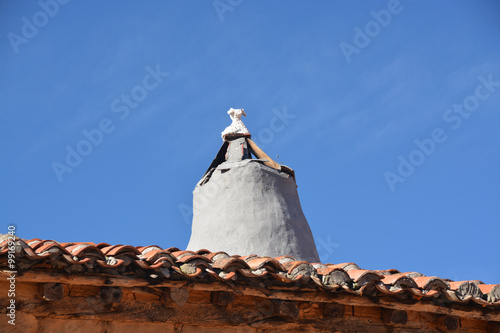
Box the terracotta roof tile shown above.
[65,244,103,257]
[449,281,483,300]
[274,255,297,264]
[328,262,360,271]
[414,276,450,291]
[101,244,141,256]
[204,251,230,261]
[400,271,425,278]
[375,268,401,275]
[239,254,260,262]
[211,257,249,270]
[346,269,382,284]
[174,254,211,264]
[478,284,500,303]
[1,238,498,308]
[282,261,316,281]
[246,257,284,271]
[170,250,198,260]
[317,267,351,287]
[381,273,418,291]
[136,245,162,253]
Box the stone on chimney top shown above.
[221,108,250,141]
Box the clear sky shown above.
[1,0,499,283]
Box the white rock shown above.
[221,108,250,140]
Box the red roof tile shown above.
[1,238,499,308]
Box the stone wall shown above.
[1,276,498,332]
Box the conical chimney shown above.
[187,109,320,262]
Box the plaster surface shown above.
[187,160,320,262]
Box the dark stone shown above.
[168,287,189,306]
[487,321,500,333]
[210,291,235,305]
[444,316,459,330]
[99,287,122,304]
[273,300,299,319]
[321,303,345,318]
[381,308,408,324]
[41,283,64,301]
[255,298,274,317]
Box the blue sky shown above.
[1,0,499,283]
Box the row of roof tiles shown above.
[1,238,499,307]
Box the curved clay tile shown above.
[400,271,425,278]
[268,272,293,283]
[318,268,351,287]
[65,244,104,258]
[204,251,230,261]
[449,281,483,300]
[312,263,327,270]
[478,284,500,303]
[101,245,141,256]
[175,254,212,264]
[211,257,249,270]
[12,241,47,259]
[374,268,401,275]
[246,257,284,272]
[170,250,198,260]
[327,262,360,271]
[136,245,163,255]
[284,262,316,281]
[36,242,71,256]
[274,255,297,264]
[206,268,237,281]
[238,254,260,262]
[25,239,44,247]
[347,269,382,285]
[30,239,60,250]
[413,276,450,291]
[149,255,176,268]
[139,249,175,263]
[144,259,174,269]
[381,273,418,290]
[236,268,266,278]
